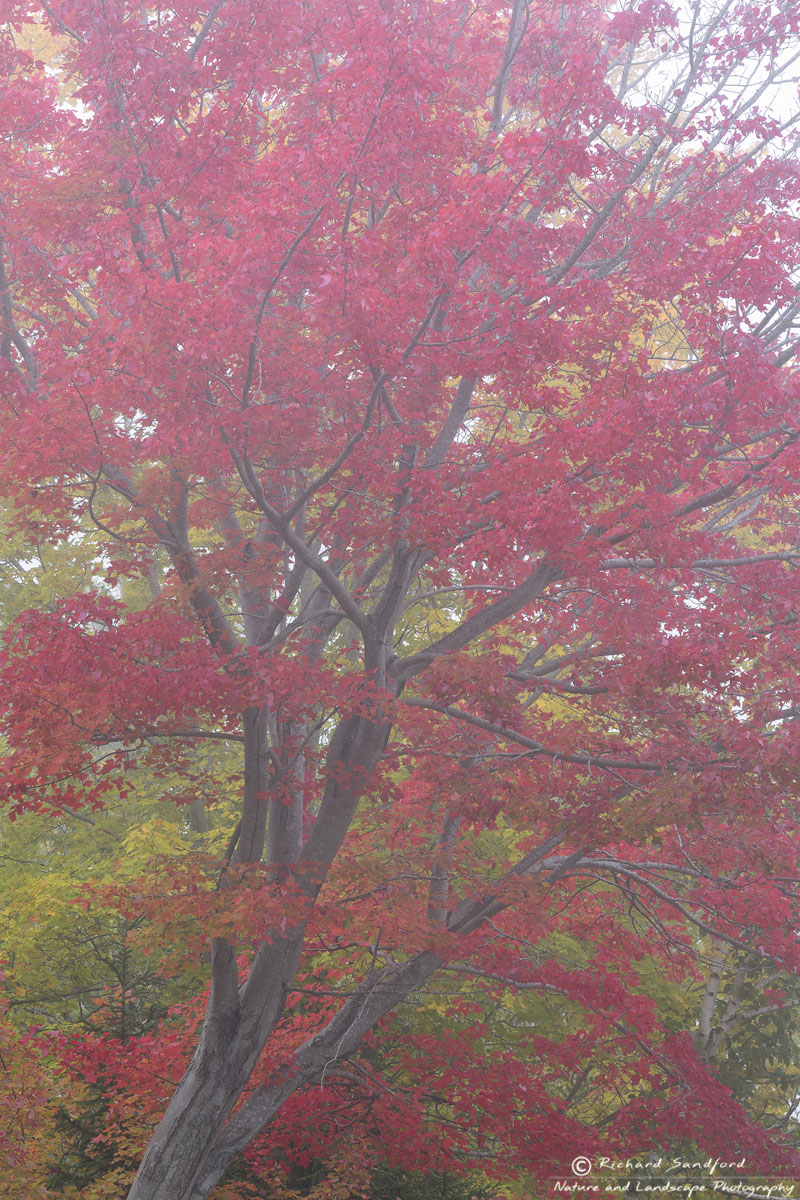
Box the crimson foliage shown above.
[2,1,800,1196]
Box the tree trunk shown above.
[127,934,305,1200]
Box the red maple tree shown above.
[2,0,800,1196]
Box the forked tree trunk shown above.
[127,710,400,1199]
[126,933,304,1200]
[127,945,442,1200]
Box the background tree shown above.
[2,0,800,1197]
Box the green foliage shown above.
[367,1165,494,1200]
[46,1090,120,1194]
